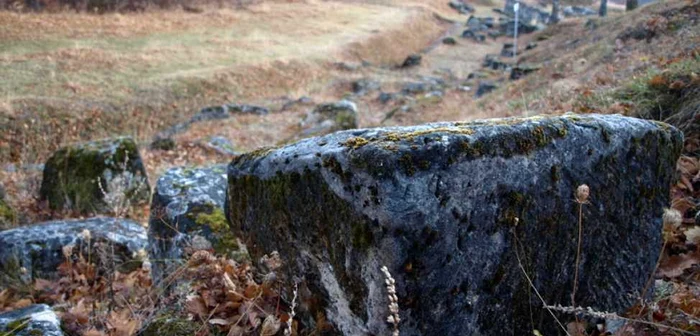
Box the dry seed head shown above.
[80,229,92,241]
[575,184,590,204]
[662,208,682,229]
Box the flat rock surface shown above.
[226,114,682,335]
[0,217,147,284]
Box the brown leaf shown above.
[186,295,209,319]
[260,315,281,336]
[12,298,32,309]
[658,252,700,278]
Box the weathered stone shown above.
[563,6,598,17]
[483,54,511,71]
[352,79,381,96]
[301,100,359,137]
[476,80,499,97]
[501,43,516,57]
[226,114,682,335]
[148,165,235,281]
[39,137,150,214]
[0,304,63,336]
[193,104,269,123]
[202,136,239,156]
[448,0,474,14]
[510,64,542,80]
[378,92,396,104]
[400,54,422,68]
[155,103,270,140]
[442,36,457,45]
[0,217,147,285]
[150,136,176,151]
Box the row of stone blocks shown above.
[0,114,683,335]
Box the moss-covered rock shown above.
[141,314,200,336]
[0,218,147,285]
[39,137,150,215]
[148,165,245,282]
[300,100,358,137]
[0,305,63,336]
[227,114,682,335]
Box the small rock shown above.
[461,29,486,42]
[204,136,238,156]
[563,6,598,17]
[476,80,499,97]
[402,82,429,95]
[400,54,422,68]
[148,165,235,282]
[0,217,147,284]
[301,100,359,137]
[150,136,176,151]
[0,304,63,336]
[352,79,381,95]
[467,71,487,80]
[378,92,397,104]
[526,42,538,50]
[487,30,503,39]
[483,55,511,71]
[510,64,542,80]
[501,43,517,57]
[40,137,151,214]
[193,104,269,123]
[442,36,457,45]
[448,0,474,14]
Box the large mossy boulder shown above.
[226,114,682,335]
[0,217,147,285]
[148,165,239,282]
[0,304,63,336]
[40,137,150,214]
[300,100,359,137]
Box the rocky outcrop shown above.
[400,54,422,68]
[0,217,147,285]
[0,304,63,336]
[148,165,239,281]
[300,100,359,137]
[226,114,682,335]
[39,137,150,214]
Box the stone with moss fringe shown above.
[0,217,147,286]
[226,114,683,335]
[300,100,358,137]
[0,304,62,336]
[148,165,243,282]
[39,137,150,215]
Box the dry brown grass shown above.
[0,0,448,164]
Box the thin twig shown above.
[512,229,572,336]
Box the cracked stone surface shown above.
[0,217,147,285]
[226,114,682,335]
